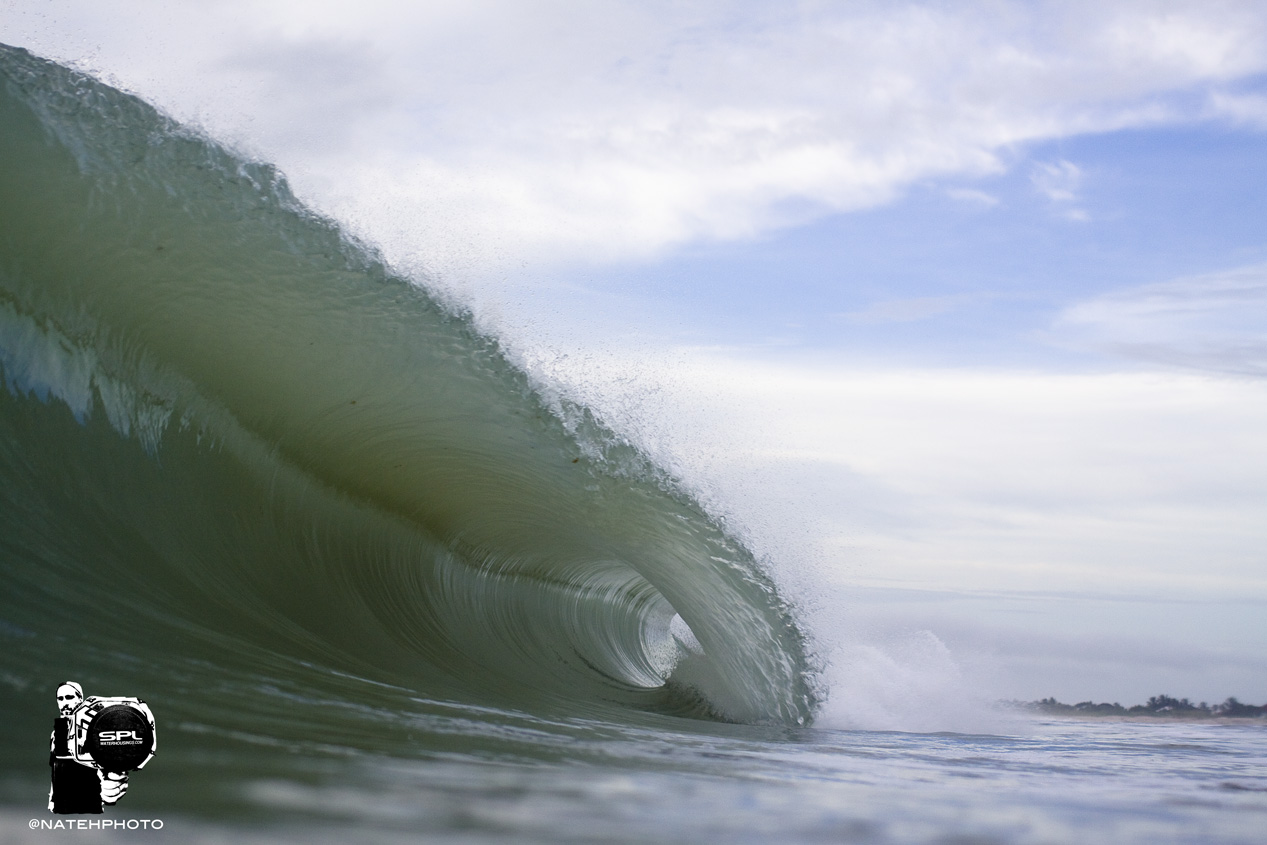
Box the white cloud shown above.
[1207,89,1267,128]
[945,187,1000,207]
[4,0,1267,274]
[1030,158,1091,219]
[835,295,964,325]
[830,587,1267,705]
[1057,264,1267,376]
[528,347,1267,604]
[1031,160,1083,203]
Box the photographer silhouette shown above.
[48,682,154,814]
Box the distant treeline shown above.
[1018,694,1267,718]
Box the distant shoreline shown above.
[1019,710,1267,725]
[1010,695,1267,723]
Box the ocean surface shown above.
[2,43,1265,843]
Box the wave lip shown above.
[0,43,818,726]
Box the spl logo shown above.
[96,730,145,745]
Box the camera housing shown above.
[68,697,157,773]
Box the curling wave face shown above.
[0,44,817,733]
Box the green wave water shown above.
[0,39,818,792]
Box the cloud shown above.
[945,187,1000,207]
[834,588,1267,704]
[835,295,964,325]
[1030,158,1091,220]
[835,291,1014,325]
[1031,160,1082,203]
[5,0,1267,273]
[528,346,1267,605]
[1207,90,1267,128]
[1057,264,1267,376]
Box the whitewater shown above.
[2,44,1266,844]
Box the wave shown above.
[0,43,817,728]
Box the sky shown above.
[3,0,1267,714]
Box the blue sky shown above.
[544,121,1267,367]
[4,0,1267,717]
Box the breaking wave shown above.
[0,43,817,731]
